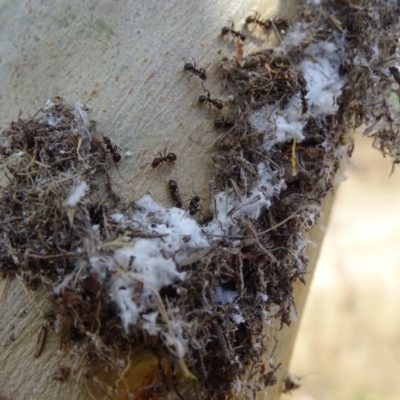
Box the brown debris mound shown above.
[0,99,101,274]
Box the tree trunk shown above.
[0,1,340,399]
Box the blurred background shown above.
[284,136,400,400]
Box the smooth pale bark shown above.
[0,1,336,399]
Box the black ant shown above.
[88,202,109,238]
[102,136,122,163]
[245,13,273,31]
[389,66,400,85]
[188,194,202,216]
[199,86,224,110]
[273,18,289,32]
[184,60,207,80]
[246,14,288,34]
[214,116,234,130]
[221,22,246,41]
[263,362,282,387]
[198,215,213,226]
[151,149,177,169]
[88,203,108,226]
[299,87,309,115]
[168,180,183,208]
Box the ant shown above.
[299,86,309,115]
[214,116,234,130]
[263,362,282,387]
[389,66,400,85]
[188,194,202,216]
[184,60,208,81]
[88,201,110,237]
[199,86,224,110]
[198,215,213,226]
[246,14,289,34]
[221,22,246,41]
[151,149,177,169]
[273,18,289,32]
[88,203,108,226]
[245,13,273,31]
[102,136,122,163]
[168,180,183,208]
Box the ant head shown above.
[245,15,255,24]
[200,82,210,95]
[199,95,207,103]
[168,180,178,189]
[300,87,309,96]
[184,62,194,71]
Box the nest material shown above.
[0,99,98,273]
[1,1,400,399]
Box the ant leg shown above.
[200,81,208,95]
[196,205,204,221]
[113,159,123,178]
[179,206,189,221]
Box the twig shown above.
[0,274,10,302]
[211,206,306,239]
[128,274,194,379]
[242,219,278,263]
[227,194,261,218]
[257,206,306,237]
[34,325,47,358]
[114,350,132,393]
[26,252,88,260]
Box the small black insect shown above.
[102,136,122,162]
[198,215,213,226]
[88,203,108,226]
[168,180,183,208]
[263,363,281,387]
[299,86,309,115]
[184,60,207,80]
[151,149,177,169]
[245,12,273,31]
[214,116,234,130]
[188,194,202,216]
[199,87,224,110]
[389,66,400,85]
[221,22,246,41]
[273,18,289,32]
